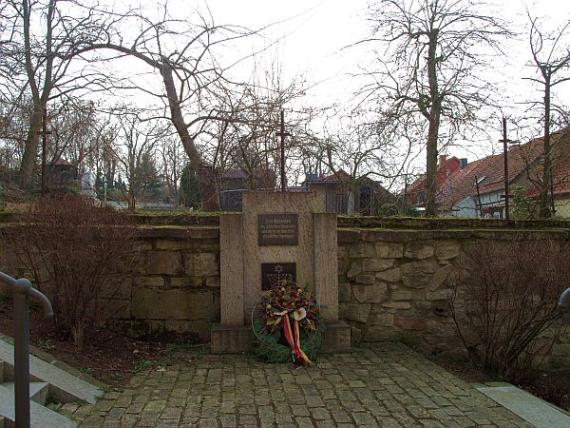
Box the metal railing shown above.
[560,288,570,310]
[0,271,53,428]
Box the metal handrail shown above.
[0,271,53,428]
[560,288,570,310]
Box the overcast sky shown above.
[189,1,570,93]
[180,0,570,159]
[99,0,570,181]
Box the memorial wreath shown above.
[252,281,323,366]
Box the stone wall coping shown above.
[128,215,570,229]
[3,218,569,242]
[131,213,220,226]
[337,216,570,230]
[337,227,570,243]
[135,225,219,240]
[3,210,570,229]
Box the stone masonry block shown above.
[340,303,371,324]
[354,274,375,285]
[169,277,192,287]
[155,240,192,251]
[346,261,362,279]
[382,301,412,310]
[348,243,375,258]
[435,241,461,260]
[390,290,414,301]
[375,242,404,259]
[352,283,387,304]
[370,313,395,327]
[428,264,454,291]
[205,277,220,288]
[146,251,183,275]
[375,267,401,283]
[184,253,218,277]
[401,259,436,288]
[338,255,351,275]
[426,289,453,301]
[132,288,215,320]
[99,278,131,300]
[362,258,394,272]
[137,276,165,288]
[395,316,427,331]
[404,242,434,259]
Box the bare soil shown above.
[0,298,202,386]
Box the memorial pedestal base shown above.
[211,324,251,353]
[211,321,351,354]
[321,320,351,353]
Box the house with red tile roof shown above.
[528,131,570,217]
[435,128,570,218]
[405,155,463,211]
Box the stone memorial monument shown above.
[211,190,351,353]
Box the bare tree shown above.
[113,113,165,211]
[1,0,123,188]
[357,0,510,215]
[217,79,305,188]
[73,5,257,184]
[523,15,570,218]
[159,135,186,207]
[0,96,31,174]
[47,101,98,167]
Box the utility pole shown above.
[38,106,52,195]
[276,109,290,192]
[403,176,408,213]
[499,117,511,220]
[474,175,482,217]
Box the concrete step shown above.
[0,361,4,383]
[1,382,50,405]
[0,338,102,404]
[0,383,75,428]
[477,383,570,428]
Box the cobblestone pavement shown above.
[63,343,532,427]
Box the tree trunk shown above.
[539,75,552,218]
[159,61,218,208]
[19,0,44,189]
[425,113,440,216]
[127,188,136,212]
[19,106,43,189]
[425,29,441,217]
[160,62,201,170]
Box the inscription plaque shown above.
[258,214,298,246]
[261,263,297,290]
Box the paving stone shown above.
[72,343,531,427]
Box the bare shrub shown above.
[10,194,136,349]
[450,239,569,381]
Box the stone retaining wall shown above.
[117,226,220,340]
[338,228,570,368]
[0,225,221,342]
[1,216,569,366]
